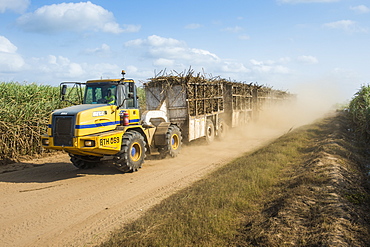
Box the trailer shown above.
[142,74,290,144]
[144,77,225,143]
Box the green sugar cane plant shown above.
[0,82,76,163]
[349,85,370,143]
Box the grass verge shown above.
[100,113,370,246]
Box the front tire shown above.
[114,131,146,173]
[70,154,100,169]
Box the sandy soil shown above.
[0,123,289,247]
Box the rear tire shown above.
[216,119,227,140]
[158,125,182,158]
[114,131,146,173]
[205,120,215,144]
[70,154,100,169]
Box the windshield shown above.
[84,85,117,105]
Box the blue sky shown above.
[0,0,369,101]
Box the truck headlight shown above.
[42,138,50,145]
[84,140,95,147]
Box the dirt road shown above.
[0,125,287,247]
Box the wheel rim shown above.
[219,123,224,134]
[171,134,179,150]
[130,142,141,162]
[207,126,213,137]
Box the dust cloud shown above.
[179,81,345,164]
[258,79,346,132]
[163,80,347,174]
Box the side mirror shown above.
[61,85,67,95]
[129,82,134,93]
[61,84,67,100]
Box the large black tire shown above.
[69,154,101,169]
[158,125,182,159]
[114,131,146,173]
[216,119,227,140]
[205,120,215,144]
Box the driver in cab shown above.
[105,89,116,104]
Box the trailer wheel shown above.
[205,120,215,144]
[217,119,227,140]
[114,131,146,173]
[70,154,100,169]
[158,125,182,158]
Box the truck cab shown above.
[83,78,137,108]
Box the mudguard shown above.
[153,122,171,146]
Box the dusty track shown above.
[0,125,287,247]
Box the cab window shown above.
[84,85,117,104]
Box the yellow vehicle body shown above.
[42,105,142,157]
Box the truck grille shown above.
[53,116,74,146]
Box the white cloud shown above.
[16,1,139,34]
[350,5,370,14]
[296,55,318,64]
[185,23,202,29]
[278,0,339,3]
[279,57,292,63]
[323,20,367,33]
[120,24,141,33]
[27,55,120,82]
[0,0,30,13]
[85,44,111,55]
[0,36,17,53]
[30,55,80,77]
[221,26,243,33]
[250,59,291,74]
[126,35,221,66]
[147,35,184,47]
[0,36,24,72]
[126,35,185,47]
[153,58,175,67]
[221,61,250,73]
[190,48,220,61]
[238,34,250,40]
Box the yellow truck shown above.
[41,71,182,172]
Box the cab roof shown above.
[86,79,135,84]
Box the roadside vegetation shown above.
[349,84,370,143]
[0,82,62,163]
